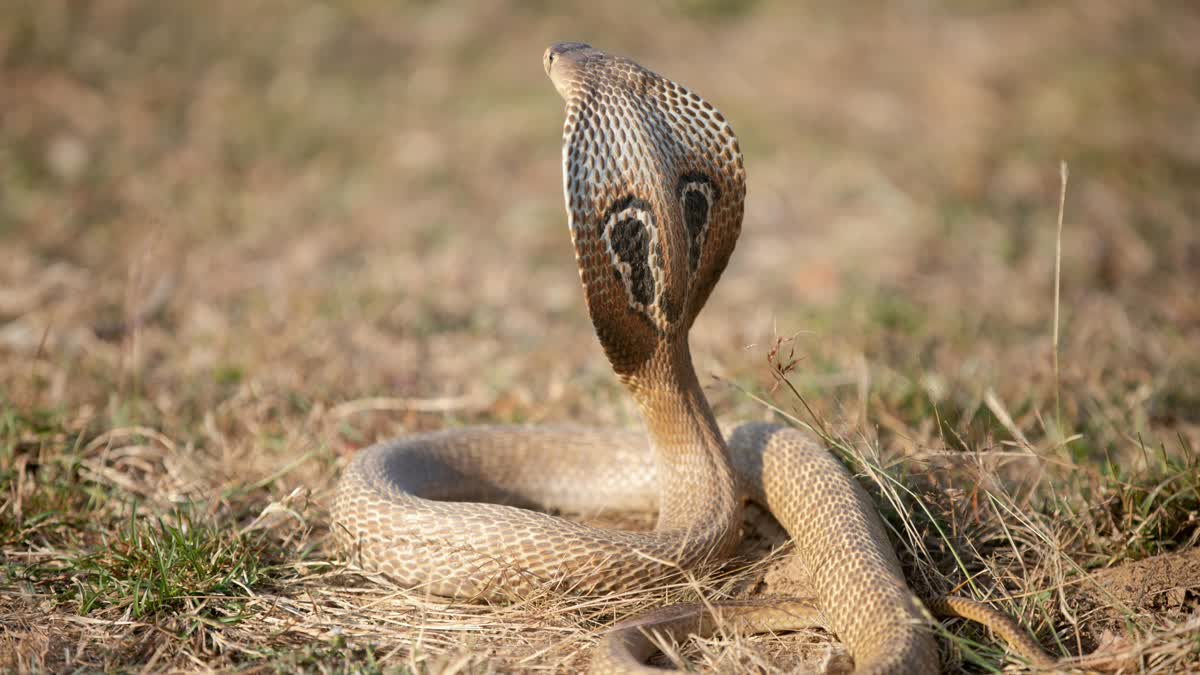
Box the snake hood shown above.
[543,42,746,380]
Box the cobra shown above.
[332,42,1056,673]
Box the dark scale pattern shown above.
[677,173,716,273]
[683,190,707,268]
[609,215,654,307]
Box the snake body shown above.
[333,43,1053,673]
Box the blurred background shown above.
[3,0,1196,451]
[3,1,1199,671]
[9,0,1200,470]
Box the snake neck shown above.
[627,341,742,546]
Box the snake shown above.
[332,42,1057,673]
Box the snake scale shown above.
[332,43,1056,673]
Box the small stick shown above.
[1053,161,1068,435]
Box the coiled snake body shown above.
[333,43,1053,673]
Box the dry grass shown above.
[2,0,1199,672]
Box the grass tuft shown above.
[70,505,267,621]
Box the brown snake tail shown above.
[331,43,1059,673]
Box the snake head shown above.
[544,43,746,378]
[543,42,596,98]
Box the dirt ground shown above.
[2,1,1198,672]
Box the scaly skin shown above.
[332,43,1055,673]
